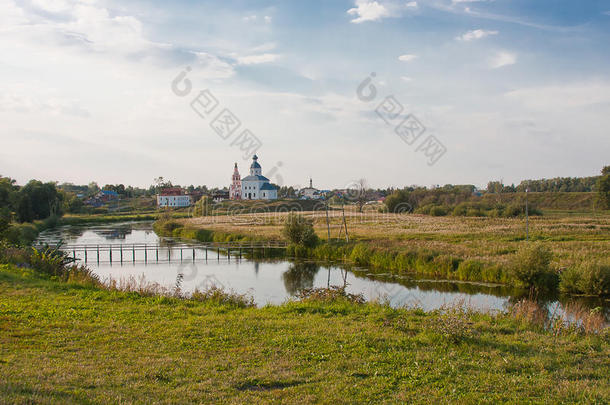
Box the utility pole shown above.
[341,202,349,243]
[325,201,331,241]
[525,187,529,241]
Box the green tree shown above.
[384,189,415,213]
[282,214,318,248]
[62,192,84,214]
[510,243,558,290]
[15,180,63,222]
[596,166,610,210]
[486,181,503,193]
[193,196,213,216]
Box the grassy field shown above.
[1,262,608,404]
[177,207,609,270]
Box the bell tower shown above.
[230,162,241,200]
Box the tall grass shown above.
[510,298,606,335]
[560,262,610,296]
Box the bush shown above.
[577,263,610,296]
[296,286,365,304]
[3,223,38,246]
[154,220,182,235]
[430,206,448,216]
[559,267,581,294]
[282,214,318,248]
[509,243,558,290]
[191,285,255,308]
[561,262,610,296]
[456,260,483,281]
[349,243,371,265]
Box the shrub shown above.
[456,260,483,281]
[576,263,610,296]
[559,267,581,294]
[3,223,39,246]
[502,203,523,218]
[297,286,365,304]
[428,309,472,343]
[561,262,610,296]
[281,214,318,248]
[153,219,182,236]
[430,206,448,216]
[509,243,558,290]
[349,243,371,265]
[191,285,255,308]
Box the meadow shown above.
[1,258,608,404]
[163,205,610,295]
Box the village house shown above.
[157,187,191,207]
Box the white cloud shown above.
[456,29,498,41]
[505,82,610,110]
[398,54,417,62]
[0,0,235,78]
[405,1,418,8]
[400,76,413,82]
[236,53,280,65]
[243,14,273,24]
[603,11,610,16]
[489,51,516,68]
[347,0,391,23]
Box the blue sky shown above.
[1,0,609,189]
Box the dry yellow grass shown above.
[180,206,610,269]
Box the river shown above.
[36,221,608,322]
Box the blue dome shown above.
[250,155,261,169]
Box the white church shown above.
[230,155,277,200]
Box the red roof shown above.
[159,187,185,196]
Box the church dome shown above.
[250,154,261,169]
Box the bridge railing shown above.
[32,241,289,264]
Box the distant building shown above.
[230,163,241,200]
[84,190,119,207]
[299,178,323,200]
[213,191,230,203]
[97,190,119,202]
[157,187,191,207]
[241,155,277,200]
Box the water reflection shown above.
[34,221,608,322]
[282,262,320,294]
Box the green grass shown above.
[1,264,609,404]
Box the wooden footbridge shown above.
[38,241,288,264]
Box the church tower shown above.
[250,154,262,176]
[230,162,241,200]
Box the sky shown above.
[1,0,609,190]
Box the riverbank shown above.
[1,256,608,403]
[3,211,189,246]
[157,210,610,297]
